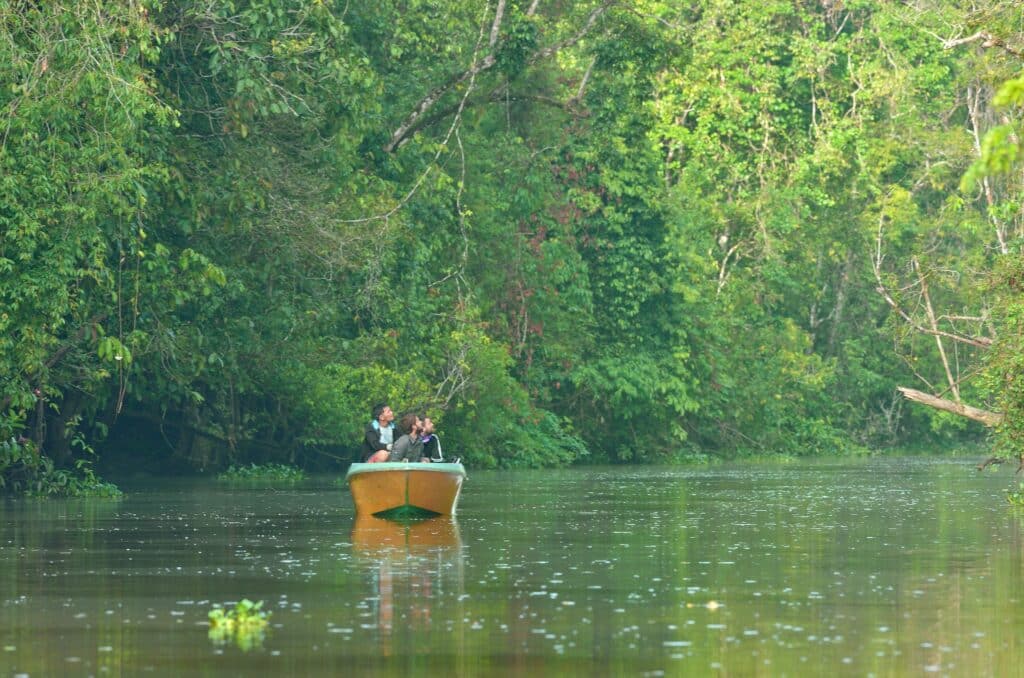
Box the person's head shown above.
[372,403,394,425]
[420,417,435,435]
[398,412,420,435]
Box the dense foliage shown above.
[2,0,1022,490]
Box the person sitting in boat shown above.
[419,416,444,462]
[363,403,396,463]
[388,413,426,462]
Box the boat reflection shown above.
[352,514,462,553]
[352,515,464,656]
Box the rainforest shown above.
[2,0,1023,493]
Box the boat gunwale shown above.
[345,462,466,483]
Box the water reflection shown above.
[351,516,464,658]
[2,461,1024,675]
[351,515,462,553]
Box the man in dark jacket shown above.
[361,403,395,463]
[420,416,443,461]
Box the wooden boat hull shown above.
[345,462,466,517]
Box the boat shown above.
[345,461,467,518]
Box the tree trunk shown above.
[896,387,1003,427]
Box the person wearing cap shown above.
[362,403,396,463]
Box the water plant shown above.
[208,599,271,651]
[217,463,305,483]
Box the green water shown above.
[1,457,1022,676]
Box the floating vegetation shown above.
[217,463,305,483]
[1007,482,1024,506]
[208,599,271,651]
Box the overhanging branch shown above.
[897,387,1002,427]
[384,1,616,153]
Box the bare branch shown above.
[716,242,742,297]
[872,213,993,348]
[348,6,494,224]
[967,85,1009,253]
[529,2,615,63]
[382,54,494,154]
[572,55,598,104]
[938,314,987,323]
[897,387,1002,427]
[489,0,506,47]
[919,22,1024,59]
[914,258,959,402]
[947,31,1023,58]
[939,30,990,49]
[385,2,615,153]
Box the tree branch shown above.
[872,212,993,348]
[967,85,1009,253]
[529,2,614,63]
[937,30,1024,58]
[384,1,615,153]
[570,55,598,105]
[489,0,506,47]
[915,257,960,401]
[897,387,1002,427]
[383,54,495,153]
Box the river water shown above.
[1,457,1021,676]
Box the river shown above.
[1,456,1021,676]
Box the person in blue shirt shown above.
[362,403,396,463]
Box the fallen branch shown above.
[896,386,1002,427]
[977,455,1003,471]
[979,454,1024,474]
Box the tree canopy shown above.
[2,0,1022,491]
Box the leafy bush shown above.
[483,411,589,469]
[0,437,121,497]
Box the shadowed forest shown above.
[2,0,1024,493]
